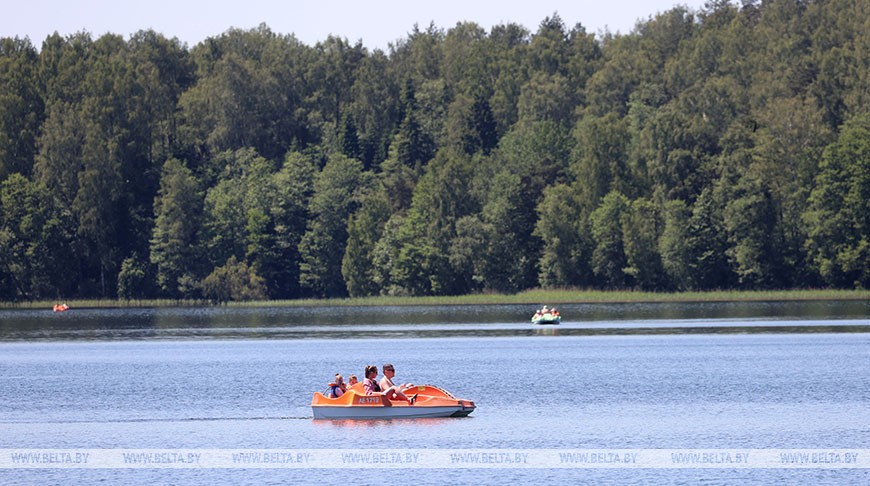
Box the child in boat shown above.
[347,375,358,387]
[364,365,415,404]
[325,373,346,398]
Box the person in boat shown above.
[380,363,414,393]
[347,375,358,387]
[533,305,550,319]
[324,373,346,398]
[364,365,415,404]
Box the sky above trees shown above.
[7,1,709,50]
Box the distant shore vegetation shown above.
[1,1,869,304]
[3,289,868,309]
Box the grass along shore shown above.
[2,288,868,310]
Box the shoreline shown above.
[2,289,869,310]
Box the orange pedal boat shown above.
[311,383,475,420]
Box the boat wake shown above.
[2,416,312,424]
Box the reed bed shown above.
[3,289,868,310]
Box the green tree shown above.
[263,151,318,298]
[150,158,203,298]
[348,50,400,167]
[448,214,490,293]
[570,113,632,209]
[379,80,434,212]
[33,103,85,211]
[392,150,475,295]
[298,154,369,297]
[1,5,866,299]
[496,120,572,196]
[124,30,195,213]
[803,114,870,287]
[342,188,391,297]
[78,33,182,296]
[477,170,535,292]
[752,96,832,284]
[179,25,309,161]
[415,78,451,151]
[488,23,530,135]
[534,183,591,287]
[517,72,574,127]
[198,146,313,299]
[0,37,43,180]
[371,214,406,295]
[73,128,124,297]
[658,199,692,289]
[566,23,602,108]
[684,188,733,289]
[390,23,443,82]
[638,102,706,203]
[0,173,73,299]
[306,36,365,135]
[201,255,267,303]
[721,169,781,288]
[527,14,569,76]
[623,198,666,290]
[492,121,574,288]
[201,148,276,270]
[442,22,491,96]
[394,79,435,169]
[336,112,361,161]
[32,32,188,297]
[589,191,630,288]
[32,34,97,293]
[584,35,654,117]
[117,253,151,300]
[446,90,498,156]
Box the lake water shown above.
[1,301,868,484]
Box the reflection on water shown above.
[533,326,559,336]
[5,415,310,425]
[311,417,461,429]
[0,300,867,341]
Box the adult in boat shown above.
[324,373,346,398]
[380,363,414,393]
[364,365,415,405]
[538,305,559,316]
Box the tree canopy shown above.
[2,1,870,301]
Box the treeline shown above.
[1,0,868,302]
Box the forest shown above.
[0,0,868,301]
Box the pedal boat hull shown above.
[531,312,561,325]
[311,384,475,420]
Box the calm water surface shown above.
[0,302,868,484]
